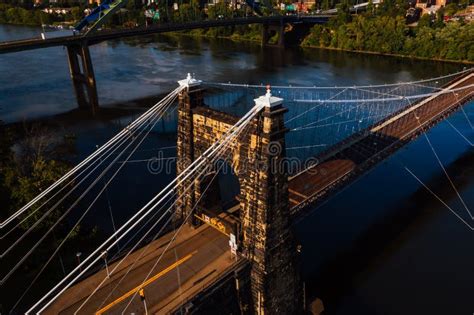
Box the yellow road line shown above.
[96,251,197,315]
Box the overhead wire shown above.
[1,87,181,257]
[3,87,182,290]
[78,105,259,313]
[204,68,472,90]
[410,102,474,220]
[119,113,252,314]
[1,86,183,230]
[83,114,252,314]
[0,85,181,239]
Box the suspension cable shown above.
[204,68,473,90]
[2,89,179,242]
[28,101,264,313]
[1,86,184,230]
[79,116,251,314]
[1,89,181,286]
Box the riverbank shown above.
[1,7,472,65]
[162,28,260,43]
[160,29,474,66]
[302,15,474,64]
[164,25,263,43]
[301,44,474,65]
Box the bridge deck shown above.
[46,223,238,314]
[0,16,329,54]
[289,72,474,216]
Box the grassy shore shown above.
[301,44,474,65]
[161,28,474,66]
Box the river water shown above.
[1,24,474,315]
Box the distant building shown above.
[450,5,474,23]
[43,7,71,14]
[416,0,447,15]
[298,0,315,10]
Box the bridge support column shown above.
[241,91,302,314]
[261,23,285,47]
[66,42,99,113]
[176,76,204,224]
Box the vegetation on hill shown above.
[0,3,55,25]
[0,0,473,62]
[0,122,74,229]
[0,122,104,313]
[302,0,474,62]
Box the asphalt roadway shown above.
[45,223,236,314]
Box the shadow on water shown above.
[1,91,173,134]
[303,147,474,314]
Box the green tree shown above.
[0,124,74,229]
[335,1,352,25]
[71,6,83,21]
[321,0,330,10]
[444,3,459,16]
[177,0,200,22]
[417,14,432,28]
[366,0,374,17]
[406,26,437,57]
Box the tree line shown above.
[1,0,472,62]
[302,0,474,62]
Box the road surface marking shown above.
[95,250,197,315]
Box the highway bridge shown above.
[0,16,329,54]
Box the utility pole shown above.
[101,250,110,278]
[76,252,82,271]
[139,289,148,315]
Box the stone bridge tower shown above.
[175,75,302,314]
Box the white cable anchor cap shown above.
[178,73,202,88]
[254,84,283,108]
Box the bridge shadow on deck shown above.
[289,131,409,213]
[290,74,474,218]
[287,74,474,313]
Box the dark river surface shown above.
[1,25,474,315]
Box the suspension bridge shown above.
[1,69,474,314]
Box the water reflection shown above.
[0,25,463,123]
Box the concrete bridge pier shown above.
[261,22,285,47]
[66,42,99,113]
